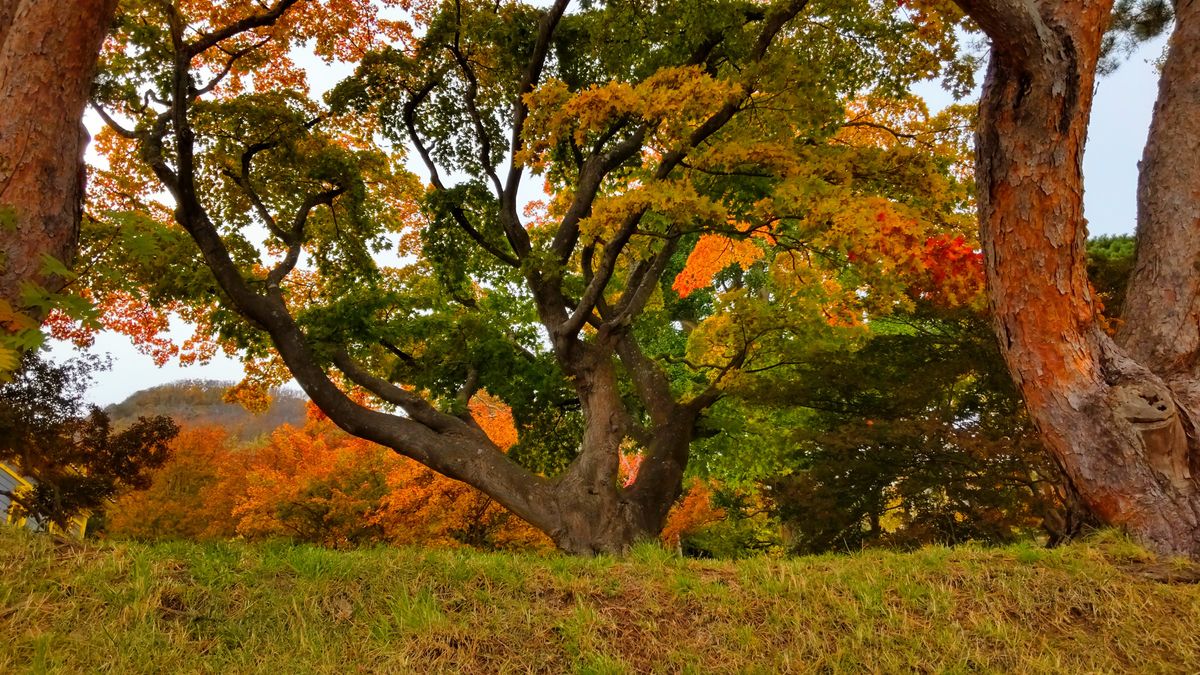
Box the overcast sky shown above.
[51,35,1169,406]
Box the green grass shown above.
[2,530,1199,673]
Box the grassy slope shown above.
[1,530,1199,674]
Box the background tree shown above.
[682,233,1137,555]
[951,0,1200,556]
[105,425,240,540]
[764,307,1085,553]
[0,350,177,529]
[110,396,552,551]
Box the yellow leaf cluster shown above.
[578,179,726,244]
[520,66,742,170]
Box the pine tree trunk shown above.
[963,0,1200,556]
[0,0,117,312]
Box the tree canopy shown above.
[10,0,1184,560]
[43,0,992,553]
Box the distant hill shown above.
[105,380,307,442]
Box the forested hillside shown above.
[105,381,305,442]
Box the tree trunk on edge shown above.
[962,0,1200,556]
[0,0,117,314]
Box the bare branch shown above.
[447,42,504,197]
[548,127,648,263]
[223,141,285,240]
[603,237,680,331]
[91,103,138,139]
[265,185,346,285]
[193,36,272,96]
[614,334,678,427]
[455,366,481,409]
[496,0,571,259]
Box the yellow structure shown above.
[0,462,88,538]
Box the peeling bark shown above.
[958,0,1200,556]
[0,0,118,313]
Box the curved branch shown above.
[193,36,271,96]
[500,0,571,253]
[447,42,504,197]
[91,103,138,139]
[951,0,1056,65]
[332,351,477,436]
[403,79,521,267]
[151,37,557,532]
[185,0,303,58]
[265,185,346,286]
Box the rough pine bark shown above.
[0,0,118,313]
[958,0,1200,556]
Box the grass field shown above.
[2,529,1199,673]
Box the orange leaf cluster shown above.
[107,426,245,540]
[470,391,518,451]
[672,233,765,298]
[842,205,984,309]
[914,234,984,306]
[619,450,643,488]
[46,291,183,366]
[164,0,415,94]
[659,480,725,550]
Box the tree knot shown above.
[1109,383,1193,490]
[1110,383,1175,429]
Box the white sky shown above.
[51,33,1169,406]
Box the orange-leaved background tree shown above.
[109,393,551,550]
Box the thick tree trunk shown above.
[547,350,696,555]
[964,0,1200,556]
[0,0,117,313]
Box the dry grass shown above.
[1,529,1198,673]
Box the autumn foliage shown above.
[672,232,766,299]
[659,480,725,551]
[62,0,994,553]
[109,393,550,550]
[109,389,728,551]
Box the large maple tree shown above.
[80,0,972,553]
